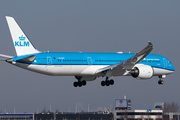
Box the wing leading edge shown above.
[95,42,153,75]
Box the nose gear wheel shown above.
[158,75,164,85]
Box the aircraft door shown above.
[87,57,93,65]
[163,58,167,68]
[47,57,52,65]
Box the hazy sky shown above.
[0,1,180,113]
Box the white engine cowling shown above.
[131,64,154,79]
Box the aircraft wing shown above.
[95,42,153,75]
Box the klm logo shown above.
[15,35,29,47]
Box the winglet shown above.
[134,41,153,64]
[148,41,153,47]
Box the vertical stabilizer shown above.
[6,16,40,56]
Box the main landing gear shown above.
[158,75,164,85]
[73,80,86,87]
[101,77,114,86]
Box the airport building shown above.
[1,111,180,120]
[115,96,131,110]
[113,109,163,120]
[1,97,179,120]
[0,114,33,120]
[35,112,113,120]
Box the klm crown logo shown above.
[15,35,29,47]
[19,35,26,41]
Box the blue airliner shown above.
[0,16,175,87]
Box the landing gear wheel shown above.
[73,82,78,87]
[160,80,164,84]
[101,77,114,87]
[158,81,161,84]
[101,81,105,86]
[82,81,86,86]
[158,76,164,85]
[78,81,82,87]
[158,80,164,85]
[74,80,87,87]
[110,79,114,85]
[106,80,110,86]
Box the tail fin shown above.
[6,16,40,56]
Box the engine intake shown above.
[131,65,154,79]
[131,67,139,78]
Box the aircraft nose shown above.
[171,64,175,72]
[168,62,175,75]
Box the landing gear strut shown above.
[158,75,164,85]
[101,77,114,86]
[73,80,86,87]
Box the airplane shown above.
[0,16,175,87]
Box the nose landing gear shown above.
[158,75,164,85]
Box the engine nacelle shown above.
[131,64,154,79]
[75,76,97,81]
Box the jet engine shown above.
[131,64,154,79]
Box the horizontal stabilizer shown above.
[0,54,14,58]
[0,59,6,61]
